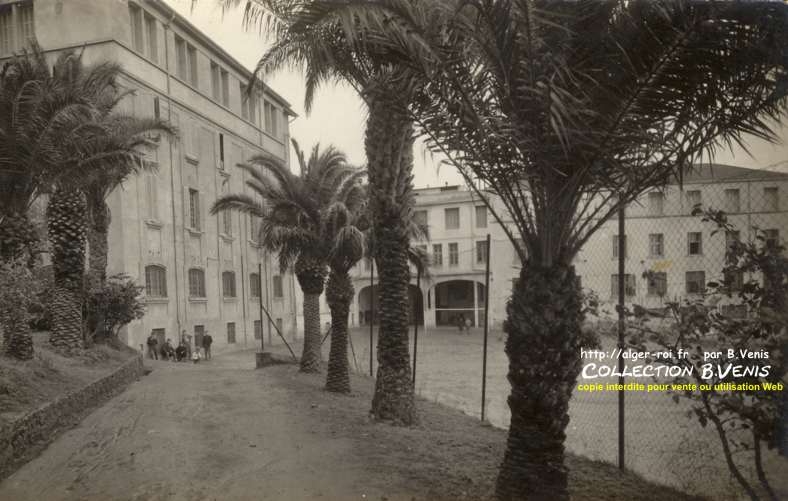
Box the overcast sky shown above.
[165,0,464,189]
[167,0,787,180]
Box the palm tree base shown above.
[495,263,583,501]
[49,285,83,351]
[6,328,34,360]
[325,271,353,393]
[371,365,416,425]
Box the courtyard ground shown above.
[262,325,787,499]
[0,347,703,501]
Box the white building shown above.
[2,0,301,352]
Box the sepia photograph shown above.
[0,0,787,499]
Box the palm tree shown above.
[224,0,436,424]
[212,139,352,373]
[322,171,366,393]
[332,1,788,498]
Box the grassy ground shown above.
[0,331,135,426]
[262,357,705,501]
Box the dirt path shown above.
[0,351,417,501]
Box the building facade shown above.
[2,0,300,352]
[336,165,788,331]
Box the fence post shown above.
[617,202,626,470]
[481,234,491,422]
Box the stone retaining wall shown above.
[0,352,144,480]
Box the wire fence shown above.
[342,176,787,499]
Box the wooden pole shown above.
[412,267,421,389]
[617,203,626,470]
[481,234,491,422]
[369,260,374,377]
[258,262,265,352]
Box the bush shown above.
[85,274,145,342]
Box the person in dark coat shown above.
[146,333,158,360]
[202,332,213,360]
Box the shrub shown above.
[85,274,145,342]
[0,261,36,360]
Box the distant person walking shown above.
[202,332,213,360]
[457,314,466,333]
[146,333,158,360]
[181,330,192,358]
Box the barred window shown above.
[254,320,262,339]
[476,240,487,264]
[273,275,284,298]
[188,268,205,298]
[1,2,34,56]
[686,271,705,295]
[145,265,167,298]
[764,187,779,211]
[249,273,261,298]
[189,189,200,230]
[444,208,460,230]
[227,322,236,344]
[646,272,667,296]
[222,271,236,298]
[448,243,459,266]
[611,274,636,297]
[475,206,487,228]
[612,235,627,258]
[764,229,779,249]
[688,232,703,256]
[648,234,664,257]
[432,244,442,267]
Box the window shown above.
[764,187,779,211]
[648,192,665,216]
[249,214,260,243]
[189,189,200,230]
[276,318,283,333]
[685,190,701,213]
[188,268,206,298]
[476,240,487,264]
[254,320,262,339]
[273,275,284,298]
[432,244,442,267]
[264,102,272,132]
[129,4,144,52]
[413,210,428,228]
[227,322,236,344]
[264,101,279,136]
[725,230,740,253]
[154,97,160,119]
[144,13,157,62]
[724,270,743,292]
[764,229,779,249]
[188,45,198,86]
[1,2,33,55]
[174,35,187,80]
[724,188,741,213]
[211,62,221,101]
[611,274,636,297]
[249,93,257,125]
[475,206,487,228]
[448,242,459,266]
[646,272,667,296]
[145,173,159,220]
[648,234,664,258]
[240,83,249,120]
[218,133,225,168]
[250,273,261,298]
[445,208,460,230]
[222,271,236,298]
[222,210,232,236]
[271,105,279,136]
[175,36,198,86]
[145,265,167,298]
[612,235,627,259]
[688,232,702,255]
[686,271,705,295]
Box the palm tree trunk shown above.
[47,188,86,351]
[87,196,110,284]
[495,263,584,501]
[295,255,327,373]
[325,270,353,393]
[0,211,38,268]
[366,94,416,425]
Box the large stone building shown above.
[2,0,300,352]
[341,164,788,331]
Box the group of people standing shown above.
[146,330,213,363]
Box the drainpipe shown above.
[163,12,182,336]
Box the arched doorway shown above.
[434,280,486,327]
[357,284,424,326]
